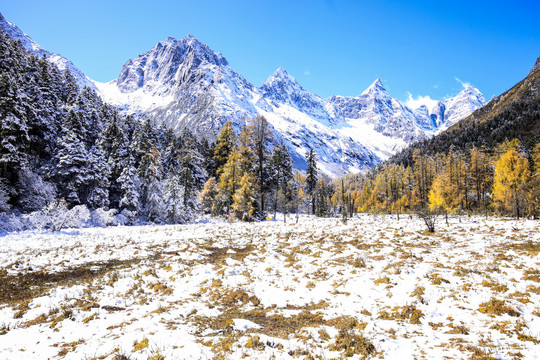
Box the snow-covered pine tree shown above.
[0,73,30,186]
[86,144,110,209]
[117,153,140,215]
[163,165,185,224]
[53,128,89,205]
[176,131,206,220]
[305,148,318,215]
[140,146,164,222]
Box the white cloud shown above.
[455,77,471,89]
[405,92,439,110]
[304,70,311,76]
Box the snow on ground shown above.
[0,214,539,359]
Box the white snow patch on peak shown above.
[265,67,297,84]
[405,92,439,111]
[361,78,387,96]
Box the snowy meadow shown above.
[0,214,539,359]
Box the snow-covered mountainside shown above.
[0,12,486,177]
[0,12,95,90]
[95,36,380,176]
[96,35,486,175]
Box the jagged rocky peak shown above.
[361,78,389,97]
[260,67,302,95]
[116,34,228,93]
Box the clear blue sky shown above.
[2,0,539,103]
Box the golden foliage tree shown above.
[492,147,530,218]
[232,172,256,221]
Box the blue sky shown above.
[2,0,539,103]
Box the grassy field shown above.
[0,214,539,359]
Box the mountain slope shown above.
[97,35,484,176]
[392,57,540,166]
[0,12,486,177]
[96,36,381,176]
[0,12,95,90]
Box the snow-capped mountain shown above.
[96,36,380,176]
[259,68,333,126]
[0,12,486,177]
[95,34,485,176]
[435,86,486,131]
[0,13,95,90]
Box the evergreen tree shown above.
[249,115,274,212]
[305,148,318,214]
[271,141,293,218]
[163,166,185,224]
[139,147,165,222]
[53,129,89,205]
[117,154,140,214]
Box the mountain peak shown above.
[529,56,540,76]
[361,78,388,96]
[262,67,300,89]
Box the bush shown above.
[91,208,118,227]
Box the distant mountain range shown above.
[0,13,486,177]
[392,56,540,166]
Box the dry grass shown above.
[478,299,520,317]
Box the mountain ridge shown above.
[0,15,487,177]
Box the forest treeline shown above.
[337,140,540,221]
[2,27,539,232]
[0,29,325,230]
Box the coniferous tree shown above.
[216,146,241,216]
[271,141,293,219]
[305,148,318,215]
[140,147,164,222]
[213,121,236,177]
[199,177,218,215]
[163,165,185,224]
[118,154,140,215]
[232,172,257,221]
[249,115,273,212]
[493,145,530,218]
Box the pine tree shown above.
[86,144,110,209]
[305,148,318,215]
[163,166,185,224]
[249,115,273,212]
[53,129,89,205]
[118,154,140,214]
[271,141,293,219]
[139,147,164,222]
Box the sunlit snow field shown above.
[0,214,539,359]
